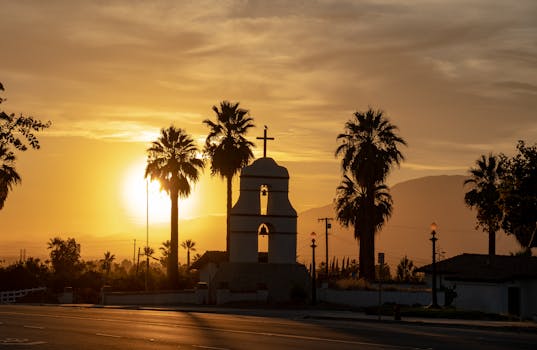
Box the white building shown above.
[417,254,537,319]
[192,156,309,303]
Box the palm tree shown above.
[0,144,21,210]
[203,101,255,253]
[464,153,503,256]
[100,251,116,280]
[145,126,204,287]
[159,240,171,268]
[335,175,393,280]
[335,108,405,280]
[181,239,197,269]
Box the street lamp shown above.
[311,231,317,305]
[430,222,439,308]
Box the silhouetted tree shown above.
[47,237,82,290]
[395,256,418,282]
[159,240,171,268]
[181,239,196,270]
[0,144,20,209]
[203,101,255,253]
[191,253,202,264]
[500,141,537,250]
[335,108,405,280]
[335,175,393,280]
[464,153,504,256]
[0,82,51,209]
[145,126,204,287]
[100,251,116,280]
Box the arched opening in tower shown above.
[258,223,269,255]
[260,184,269,215]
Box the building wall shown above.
[444,281,507,315]
[318,289,444,307]
[103,290,205,305]
[520,280,537,319]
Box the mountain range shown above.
[296,175,521,269]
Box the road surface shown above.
[0,305,535,349]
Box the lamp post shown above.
[430,222,439,308]
[311,231,317,305]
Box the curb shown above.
[303,314,537,334]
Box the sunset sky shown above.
[1,0,536,262]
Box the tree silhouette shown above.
[203,101,255,253]
[47,237,81,290]
[0,82,51,209]
[100,251,116,281]
[500,141,537,250]
[395,256,418,282]
[464,153,503,256]
[335,175,393,280]
[159,240,171,268]
[181,239,197,270]
[335,108,405,280]
[145,126,204,287]
[0,145,20,209]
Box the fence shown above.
[0,287,47,304]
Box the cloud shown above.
[2,0,537,178]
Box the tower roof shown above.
[242,157,289,179]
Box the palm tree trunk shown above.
[488,228,496,257]
[169,190,179,288]
[226,175,232,254]
[360,186,376,281]
[187,249,190,270]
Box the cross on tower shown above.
[256,125,275,158]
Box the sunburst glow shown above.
[122,159,197,224]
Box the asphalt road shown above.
[0,305,535,349]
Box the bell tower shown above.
[229,157,297,263]
[229,128,297,264]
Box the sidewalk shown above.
[59,303,537,333]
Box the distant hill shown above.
[296,175,521,269]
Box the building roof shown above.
[241,157,289,178]
[190,251,228,270]
[416,253,537,282]
[190,251,269,270]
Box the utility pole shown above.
[318,217,333,277]
[146,179,149,292]
[133,239,136,266]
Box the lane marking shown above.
[95,333,121,338]
[0,338,47,345]
[23,325,45,330]
[193,346,230,350]
[0,310,412,349]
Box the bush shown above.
[333,278,373,290]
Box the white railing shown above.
[0,287,47,304]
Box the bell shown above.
[259,226,268,235]
[261,188,268,196]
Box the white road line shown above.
[0,310,411,349]
[193,345,230,350]
[0,338,47,345]
[95,333,122,338]
[23,325,45,329]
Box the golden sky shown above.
[1,0,536,262]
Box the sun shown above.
[122,159,197,225]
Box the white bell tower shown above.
[229,128,297,264]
